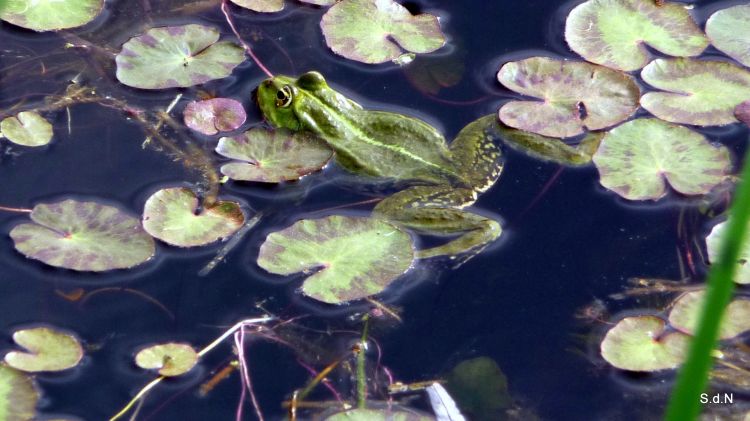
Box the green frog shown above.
[257,71,503,262]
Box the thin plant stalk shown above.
[356,315,370,409]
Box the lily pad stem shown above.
[0,205,32,213]
[357,315,370,409]
[221,0,274,79]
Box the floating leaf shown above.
[116,24,245,89]
[135,343,198,377]
[445,357,511,421]
[10,199,155,271]
[706,220,750,285]
[668,290,750,340]
[230,0,283,12]
[0,364,38,420]
[325,408,434,421]
[4,327,82,373]
[0,112,53,147]
[184,98,246,135]
[592,118,730,201]
[497,57,639,138]
[142,187,244,247]
[216,128,333,182]
[736,100,750,127]
[640,58,750,126]
[258,215,414,304]
[706,4,750,68]
[320,0,445,64]
[600,316,690,371]
[564,0,707,71]
[0,0,103,32]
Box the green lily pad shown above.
[10,199,156,271]
[4,327,83,373]
[0,0,103,32]
[592,118,730,201]
[325,408,434,421]
[320,0,445,64]
[706,4,750,68]
[497,57,639,138]
[115,24,245,89]
[216,128,333,182]
[184,98,247,135]
[0,364,38,421]
[134,343,198,377]
[0,112,53,147]
[706,220,750,285]
[600,315,690,372]
[142,187,245,247]
[258,215,414,304]
[668,290,750,340]
[640,58,750,126]
[564,0,707,71]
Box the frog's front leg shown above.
[373,185,501,262]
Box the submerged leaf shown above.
[706,4,750,68]
[592,119,730,201]
[135,343,197,376]
[258,215,414,304]
[216,127,333,182]
[706,220,750,285]
[0,0,103,31]
[184,98,247,135]
[565,0,707,71]
[668,290,750,340]
[4,327,83,372]
[10,200,155,271]
[115,24,245,89]
[403,54,465,95]
[497,57,639,138]
[0,364,38,421]
[640,58,750,126]
[142,187,245,247]
[0,112,53,147]
[600,316,690,371]
[445,357,511,421]
[320,0,445,64]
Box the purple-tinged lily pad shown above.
[592,119,730,201]
[258,215,414,304]
[641,58,750,126]
[184,98,246,135]
[668,290,750,340]
[706,219,750,285]
[565,0,708,71]
[0,364,38,420]
[0,112,53,147]
[135,343,198,377]
[320,0,445,64]
[0,0,103,32]
[10,200,155,272]
[4,327,83,373]
[706,4,750,68]
[216,127,333,182]
[115,24,245,89]
[600,316,690,372]
[736,101,750,127]
[497,57,639,138]
[142,187,245,248]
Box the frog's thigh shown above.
[373,186,501,259]
[449,114,503,193]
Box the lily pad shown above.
[706,4,750,68]
[142,187,245,247]
[592,118,730,201]
[10,199,155,271]
[736,101,750,127]
[706,220,750,285]
[134,343,198,377]
[497,57,639,138]
[258,215,414,304]
[4,327,83,372]
[184,98,247,135]
[0,112,53,147]
[565,0,708,71]
[640,58,750,126]
[0,364,38,421]
[445,357,511,421]
[115,24,245,89]
[216,128,333,182]
[668,290,750,340]
[325,408,434,421]
[600,315,690,372]
[0,0,103,32]
[320,0,445,64]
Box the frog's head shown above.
[257,71,329,131]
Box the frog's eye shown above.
[275,85,293,108]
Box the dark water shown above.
[0,0,746,420]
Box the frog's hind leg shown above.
[449,114,504,192]
[373,185,502,263]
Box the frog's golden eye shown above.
[276,85,293,108]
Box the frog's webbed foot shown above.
[373,186,502,265]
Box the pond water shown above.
[0,0,747,420]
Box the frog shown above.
[257,71,504,262]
